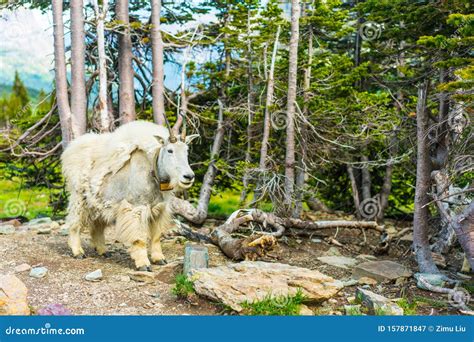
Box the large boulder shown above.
[0,275,30,315]
[190,261,343,312]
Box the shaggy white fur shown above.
[62,121,178,269]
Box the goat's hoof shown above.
[74,253,86,259]
[100,251,113,258]
[137,265,152,272]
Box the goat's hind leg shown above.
[90,219,110,257]
[67,201,86,258]
[149,203,173,265]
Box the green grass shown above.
[413,296,448,309]
[240,289,306,316]
[397,298,418,315]
[208,190,274,218]
[171,274,195,299]
[0,179,55,219]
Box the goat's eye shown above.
[167,149,173,154]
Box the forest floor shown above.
[0,212,470,316]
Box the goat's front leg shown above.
[116,201,151,271]
[149,203,173,265]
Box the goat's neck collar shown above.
[152,147,174,192]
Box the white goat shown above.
[61,120,198,270]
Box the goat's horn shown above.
[181,111,187,141]
[163,114,177,143]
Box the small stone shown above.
[29,267,48,278]
[28,217,52,226]
[37,228,51,235]
[59,225,69,236]
[118,275,130,282]
[37,303,71,316]
[323,247,342,256]
[358,277,378,286]
[311,238,322,243]
[14,263,31,273]
[355,288,403,315]
[0,274,30,315]
[328,298,337,304]
[296,239,303,244]
[414,273,446,290]
[128,271,155,283]
[0,225,15,235]
[50,221,61,230]
[352,260,412,282]
[119,303,127,307]
[85,269,102,282]
[344,304,362,316]
[317,256,358,269]
[2,219,21,227]
[342,279,358,287]
[299,304,313,316]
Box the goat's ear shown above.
[154,135,165,145]
[185,134,199,145]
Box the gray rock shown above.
[317,256,358,269]
[85,269,102,282]
[352,260,412,282]
[355,288,403,315]
[0,225,15,235]
[14,263,31,273]
[311,238,322,243]
[414,273,446,290]
[190,261,343,312]
[184,244,208,276]
[28,217,52,226]
[29,267,48,278]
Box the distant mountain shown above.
[0,83,42,100]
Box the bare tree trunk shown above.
[377,134,398,221]
[52,0,73,147]
[259,26,280,172]
[151,0,165,125]
[284,0,300,212]
[347,165,361,219]
[294,23,313,217]
[93,0,110,132]
[170,100,226,224]
[116,0,136,124]
[361,154,371,200]
[70,0,87,137]
[413,81,439,274]
[451,202,474,270]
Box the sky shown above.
[0,3,218,93]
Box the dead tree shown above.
[151,0,166,125]
[413,81,439,274]
[70,0,87,136]
[284,0,300,213]
[116,0,136,123]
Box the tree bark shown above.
[52,0,73,147]
[347,165,361,219]
[413,81,439,274]
[284,0,300,212]
[93,0,110,132]
[116,0,136,124]
[151,0,166,125]
[452,201,474,270]
[70,0,87,137]
[361,154,371,200]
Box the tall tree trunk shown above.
[450,202,474,270]
[284,0,300,212]
[361,154,371,200]
[347,165,361,219]
[258,26,280,172]
[52,0,73,147]
[93,0,110,132]
[70,0,87,137]
[294,23,313,217]
[116,0,136,124]
[240,9,256,204]
[151,0,165,125]
[376,134,398,221]
[413,81,439,274]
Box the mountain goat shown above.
[61,120,198,270]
